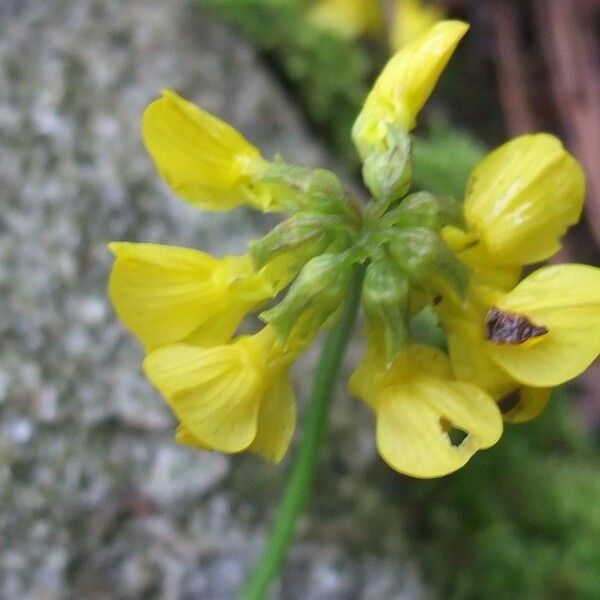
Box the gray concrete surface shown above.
[0,1,421,597]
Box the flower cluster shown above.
[109,21,600,477]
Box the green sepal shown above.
[260,252,354,350]
[362,255,410,365]
[257,157,352,216]
[361,125,412,209]
[380,191,463,231]
[250,212,350,268]
[386,227,470,302]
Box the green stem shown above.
[241,268,364,600]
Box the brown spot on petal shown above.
[485,307,548,344]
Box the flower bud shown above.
[387,227,469,300]
[362,256,410,364]
[260,253,354,349]
[360,125,412,206]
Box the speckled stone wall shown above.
[0,1,419,597]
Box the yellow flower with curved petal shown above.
[487,264,600,387]
[352,20,468,158]
[390,0,444,51]
[108,242,276,351]
[309,0,383,40]
[142,89,280,212]
[438,263,600,422]
[349,334,502,478]
[174,369,295,463]
[144,327,296,458]
[462,134,585,266]
[441,303,551,423]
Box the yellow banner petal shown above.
[390,0,444,51]
[464,134,585,265]
[142,89,264,211]
[174,424,213,450]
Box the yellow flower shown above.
[144,326,296,461]
[142,89,283,213]
[460,134,585,266]
[108,242,277,351]
[352,20,468,158]
[436,134,589,424]
[439,264,600,421]
[309,0,383,40]
[390,0,444,51]
[349,329,503,478]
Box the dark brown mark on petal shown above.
[485,307,548,344]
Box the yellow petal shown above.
[310,0,383,39]
[376,378,503,478]
[144,341,267,452]
[353,20,468,155]
[390,0,444,50]
[248,371,296,463]
[349,335,453,408]
[348,330,385,408]
[442,227,522,292]
[464,134,585,265]
[487,264,600,386]
[174,424,212,450]
[447,325,517,399]
[108,243,262,350]
[142,89,265,211]
[500,387,551,424]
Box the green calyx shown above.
[386,227,470,302]
[362,254,410,365]
[361,124,413,209]
[250,211,355,271]
[260,252,355,350]
[257,156,355,216]
[380,191,463,230]
[245,124,471,357]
